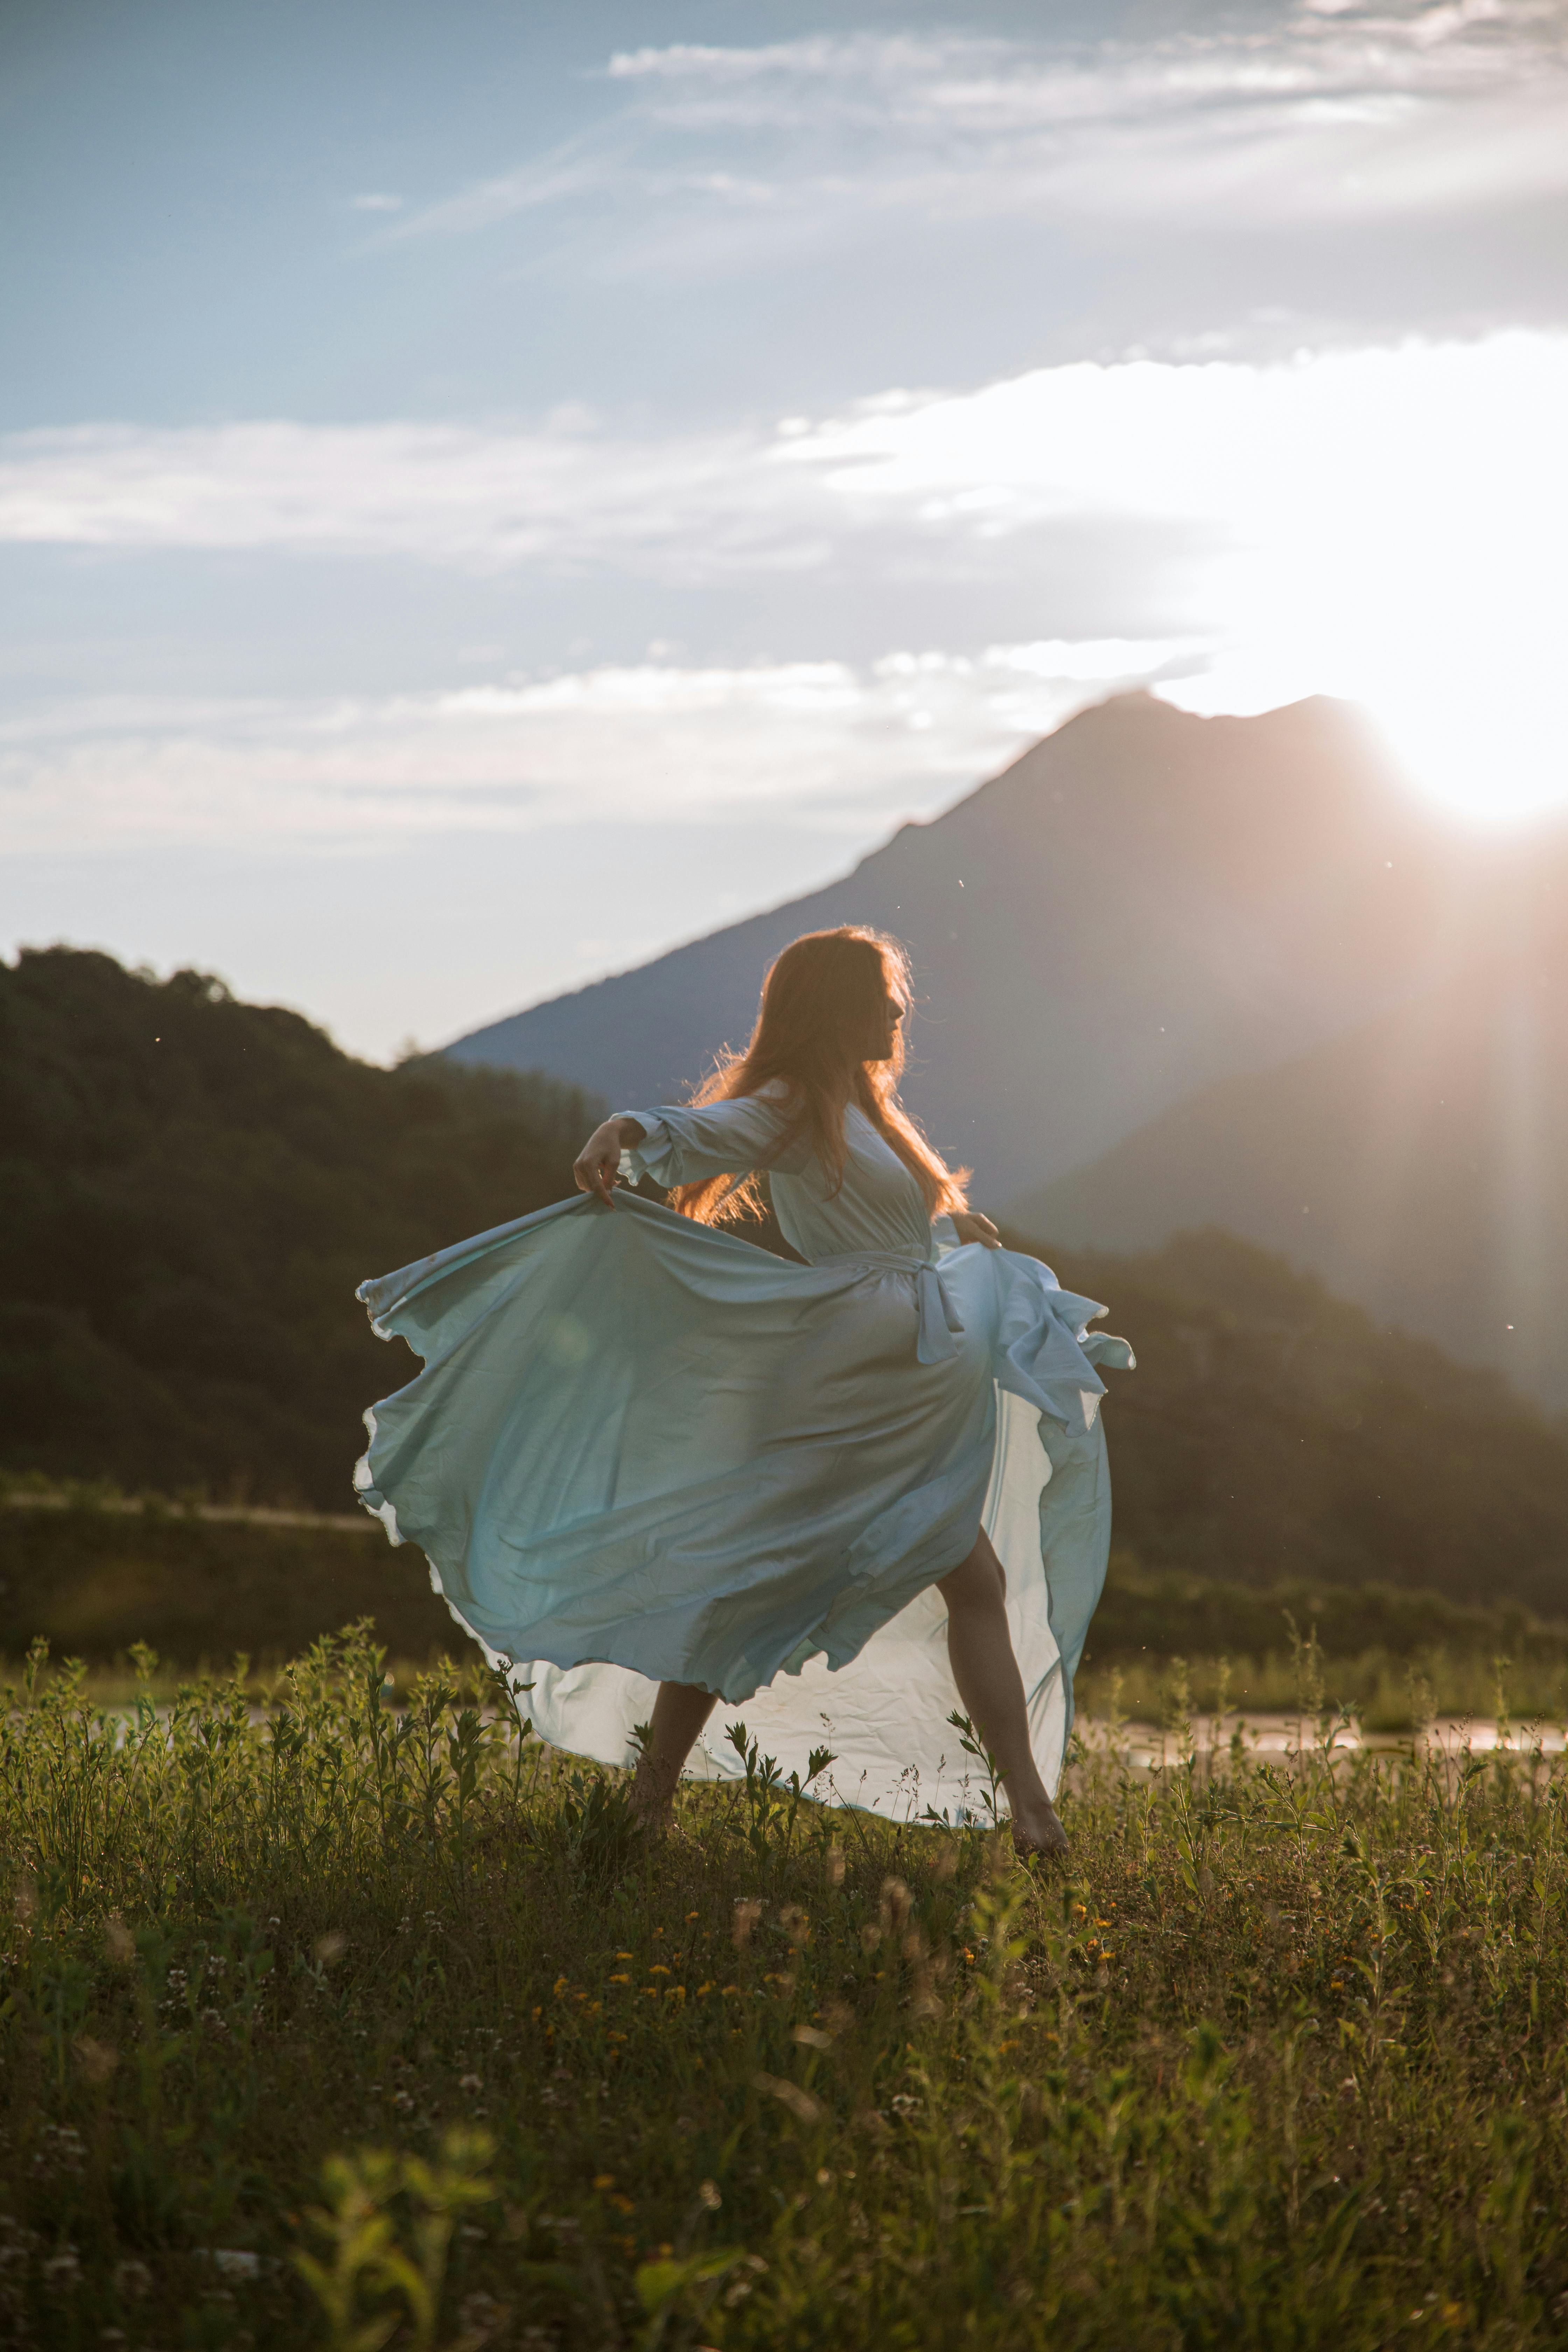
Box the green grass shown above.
[3,1630,1567,2348]
[1076,1554,1568,1730]
[1074,1651,1568,1733]
[12,1492,1568,1742]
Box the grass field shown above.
[8,1489,1568,1733]
[2,1626,1565,2351]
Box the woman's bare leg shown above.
[939,1531,1068,1855]
[630,1681,717,1827]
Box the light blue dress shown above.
[355,1091,1132,1818]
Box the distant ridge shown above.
[449,691,1481,1202]
[1008,918,1568,1409]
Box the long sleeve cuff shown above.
[618,1111,675,1187]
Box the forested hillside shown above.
[5,946,1567,1616]
[1026,1226,1568,1618]
[0,948,599,1508]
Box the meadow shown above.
[2,1626,1564,2351]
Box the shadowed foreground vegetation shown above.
[2,1628,1565,2350]
[9,1487,1568,1730]
[1076,1555,1568,1730]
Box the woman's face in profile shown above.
[863,982,905,1063]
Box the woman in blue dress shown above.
[355,926,1131,1856]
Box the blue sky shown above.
[4,0,1567,1055]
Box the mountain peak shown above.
[448,696,1482,1203]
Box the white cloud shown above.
[0,416,829,576]
[0,644,1175,858]
[2,331,1564,821]
[350,192,404,212]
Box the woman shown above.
[355,927,1130,1856]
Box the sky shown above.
[3,0,1567,1058]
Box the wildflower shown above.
[114,2259,153,2297]
[593,2174,616,2190]
[615,1951,634,1960]
[648,1963,670,1976]
[42,2249,80,2291]
[686,1910,699,1921]
[460,2073,483,2093]
[698,2180,722,2210]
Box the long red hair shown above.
[671,927,970,1226]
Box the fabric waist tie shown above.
[816,1250,966,1366]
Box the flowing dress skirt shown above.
[355,1193,1132,1820]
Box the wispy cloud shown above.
[384,9,1568,264]
[0,643,1176,857]
[0,416,827,575]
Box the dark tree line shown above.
[0,947,599,1509]
[4,945,1567,1614]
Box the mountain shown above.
[1008,917,1568,1408]
[1020,1229,1568,1622]
[451,689,1568,1402]
[0,947,599,1508]
[447,691,1507,1203]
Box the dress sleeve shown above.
[618,1091,808,1188]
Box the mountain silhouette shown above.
[451,692,1498,1200]
[1009,919,1568,1408]
[449,690,1568,1402]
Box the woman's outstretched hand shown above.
[950,1211,1001,1249]
[573,1115,645,1205]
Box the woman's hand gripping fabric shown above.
[949,1211,1001,1249]
[572,1115,645,1206]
